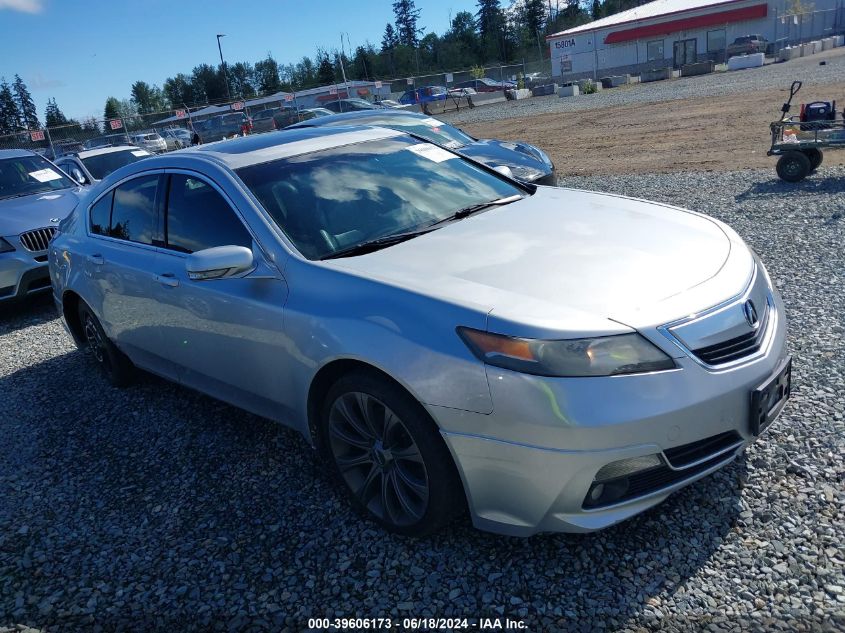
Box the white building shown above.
[547,0,844,79]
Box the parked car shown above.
[376,99,409,109]
[49,139,85,158]
[54,145,152,186]
[289,109,556,185]
[82,133,131,150]
[322,98,378,113]
[130,132,167,154]
[50,128,789,537]
[158,128,192,150]
[726,35,769,57]
[271,107,321,130]
[250,108,281,134]
[0,149,81,303]
[195,113,251,143]
[454,78,515,92]
[301,107,335,118]
[399,85,449,105]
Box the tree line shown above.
[2,0,649,137]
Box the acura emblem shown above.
[50,218,60,223]
[743,300,759,328]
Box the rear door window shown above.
[108,175,159,244]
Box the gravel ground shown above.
[1,168,844,632]
[441,47,845,126]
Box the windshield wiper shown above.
[321,227,437,260]
[320,194,523,261]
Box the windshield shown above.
[0,155,75,200]
[236,136,522,260]
[81,149,149,180]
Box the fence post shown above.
[44,127,55,159]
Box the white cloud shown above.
[0,0,44,13]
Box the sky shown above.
[0,0,482,122]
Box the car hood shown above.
[459,139,551,178]
[328,187,751,338]
[0,188,80,237]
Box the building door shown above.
[673,38,698,67]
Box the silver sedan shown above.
[49,127,790,536]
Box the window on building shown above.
[707,29,726,52]
[647,40,664,61]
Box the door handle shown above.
[86,254,104,265]
[154,273,180,288]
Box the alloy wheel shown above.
[328,392,429,527]
[83,313,106,364]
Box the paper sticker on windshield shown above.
[131,150,150,157]
[406,143,455,163]
[28,168,63,183]
[420,117,443,127]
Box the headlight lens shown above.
[457,328,675,377]
[0,237,15,254]
[509,165,543,182]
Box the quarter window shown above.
[109,175,158,244]
[164,175,252,254]
[647,40,664,61]
[90,191,113,236]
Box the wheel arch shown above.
[61,289,85,347]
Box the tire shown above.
[776,151,811,182]
[321,371,464,536]
[804,148,823,171]
[77,302,135,387]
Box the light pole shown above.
[216,33,232,101]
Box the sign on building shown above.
[445,73,453,83]
[231,101,245,111]
[30,130,45,142]
[374,80,382,89]
[560,55,573,73]
[109,119,123,130]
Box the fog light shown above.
[584,479,630,508]
[589,483,605,501]
[594,454,663,481]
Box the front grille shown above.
[692,303,770,365]
[19,227,57,253]
[663,431,742,469]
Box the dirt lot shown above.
[462,82,845,176]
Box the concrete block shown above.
[779,46,800,61]
[577,79,602,93]
[822,37,834,51]
[600,74,629,88]
[558,84,580,97]
[511,88,532,99]
[640,67,672,82]
[681,61,715,76]
[531,84,553,96]
[727,53,764,70]
[836,35,844,47]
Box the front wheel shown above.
[776,151,811,182]
[77,302,135,387]
[321,371,464,536]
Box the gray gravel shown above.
[1,167,844,631]
[441,47,845,126]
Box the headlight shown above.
[457,328,675,377]
[534,146,554,168]
[0,237,16,253]
[509,166,544,182]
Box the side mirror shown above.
[492,165,514,179]
[71,168,87,185]
[186,245,254,281]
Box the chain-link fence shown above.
[384,59,554,95]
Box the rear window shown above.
[81,149,149,180]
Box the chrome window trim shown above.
[657,262,777,371]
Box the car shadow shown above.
[0,349,745,630]
[0,292,58,334]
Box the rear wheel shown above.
[804,148,823,171]
[776,151,811,182]
[77,302,134,387]
[321,371,464,536]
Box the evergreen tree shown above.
[254,54,282,93]
[591,0,602,19]
[104,97,121,122]
[131,81,155,114]
[0,78,20,135]
[381,23,399,52]
[476,0,505,61]
[520,0,547,36]
[12,74,39,129]
[393,0,422,48]
[44,98,69,127]
[229,62,257,97]
[316,52,336,85]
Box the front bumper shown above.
[431,293,788,536]
[0,249,51,303]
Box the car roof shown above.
[76,145,144,159]
[0,149,38,159]
[290,109,428,127]
[178,125,404,169]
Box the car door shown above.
[83,172,174,373]
[151,171,292,421]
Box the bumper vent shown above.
[19,227,57,253]
[663,431,742,469]
[692,303,770,366]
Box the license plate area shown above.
[750,356,792,436]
